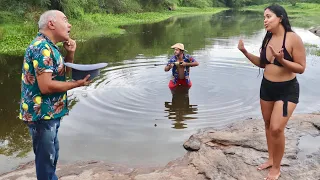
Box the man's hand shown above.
[76,74,91,86]
[63,38,76,52]
[181,62,187,67]
[164,63,174,72]
[37,73,91,95]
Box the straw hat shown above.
[171,43,185,51]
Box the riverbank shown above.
[0,7,228,56]
[1,3,320,57]
[241,3,320,28]
[242,3,320,16]
[309,27,320,59]
[1,113,320,180]
[242,2,320,56]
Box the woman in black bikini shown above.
[238,4,306,180]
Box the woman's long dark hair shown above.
[259,4,293,69]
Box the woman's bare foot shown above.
[257,160,273,170]
[264,168,281,180]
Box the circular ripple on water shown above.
[67,55,262,131]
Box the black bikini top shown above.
[260,31,294,67]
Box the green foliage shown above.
[181,0,212,8]
[60,0,86,19]
[242,3,320,27]
[0,0,320,56]
[289,0,297,6]
[1,0,320,18]
[0,7,227,56]
[305,43,320,56]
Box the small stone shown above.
[183,135,201,151]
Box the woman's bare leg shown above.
[265,101,297,180]
[258,99,275,170]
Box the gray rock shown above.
[183,135,201,151]
[310,26,320,37]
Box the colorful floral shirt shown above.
[166,54,197,85]
[19,32,68,121]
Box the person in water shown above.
[164,43,199,89]
[238,4,306,180]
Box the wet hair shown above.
[259,4,293,69]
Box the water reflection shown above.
[165,87,198,129]
[0,55,32,171]
[73,10,263,64]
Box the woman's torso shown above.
[261,31,296,82]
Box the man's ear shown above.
[48,20,55,30]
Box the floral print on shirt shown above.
[166,54,197,85]
[19,32,68,121]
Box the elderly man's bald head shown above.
[37,10,71,43]
[38,10,64,30]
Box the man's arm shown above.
[36,72,90,94]
[63,39,76,73]
[164,57,175,72]
[64,52,74,73]
[185,55,199,67]
[186,61,199,67]
[165,63,174,72]
[33,42,90,95]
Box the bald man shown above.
[19,10,90,180]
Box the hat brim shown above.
[64,62,108,71]
[170,46,187,52]
[64,62,108,81]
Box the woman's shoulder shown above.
[287,31,302,42]
[286,31,303,49]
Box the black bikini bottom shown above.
[260,76,299,117]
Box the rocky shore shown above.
[1,113,320,180]
[310,26,320,37]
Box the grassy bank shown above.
[242,2,320,15]
[0,7,228,56]
[241,3,320,27]
[305,43,320,56]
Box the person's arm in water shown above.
[164,56,175,72]
[238,40,264,68]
